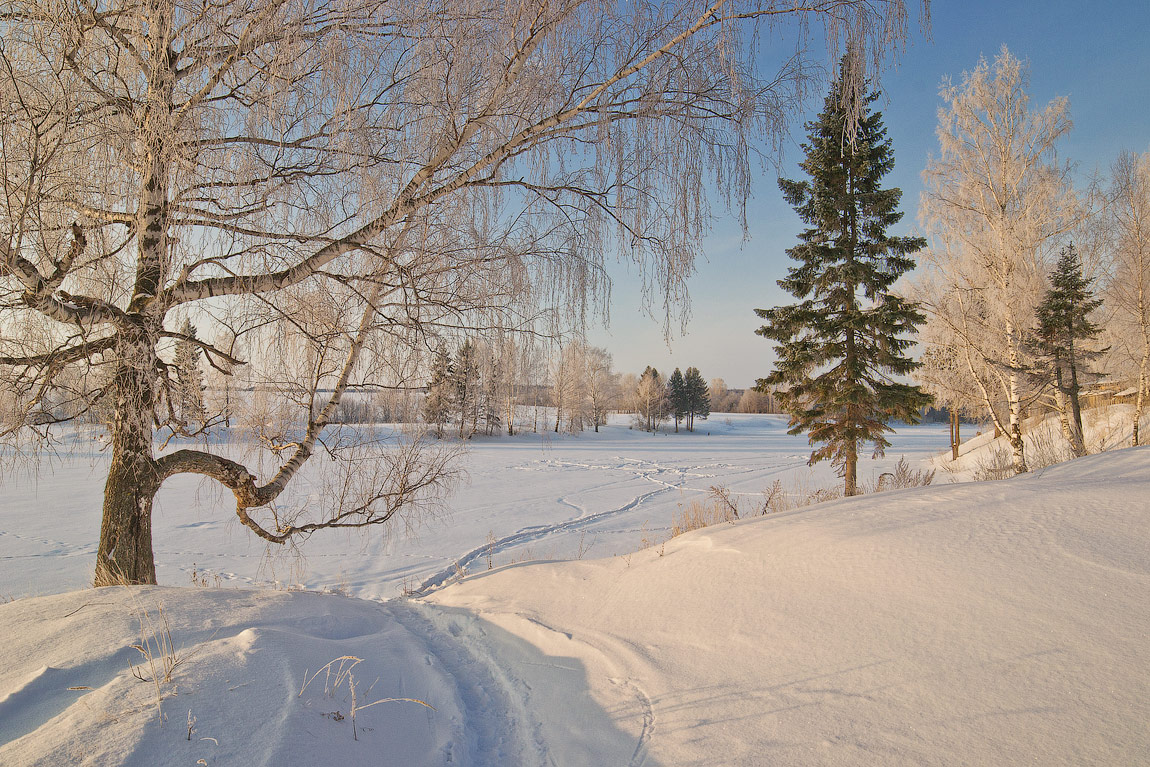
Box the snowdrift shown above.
[2,447,1148,765]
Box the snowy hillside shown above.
[3,446,1147,765]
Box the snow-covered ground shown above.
[2,415,1147,765]
[1,413,950,599]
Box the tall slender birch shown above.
[1106,151,1150,446]
[919,47,1077,475]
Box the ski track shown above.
[414,452,843,596]
[412,456,705,596]
[609,677,655,767]
[388,601,547,766]
[0,529,92,558]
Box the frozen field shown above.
[0,414,952,599]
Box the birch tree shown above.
[918,47,1076,475]
[583,344,616,432]
[1106,151,1150,445]
[0,0,918,585]
[634,366,668,432]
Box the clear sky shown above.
[588,0,1150,389]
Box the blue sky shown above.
[588,0,1150,388]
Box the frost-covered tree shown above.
[479,346,502,436]
[1106,151,1150,445]
[0,0,919,584]
[1034,245,1103,457]
[756,64,929,496]
[583,345,616,433]
[737,388,776,413]
[423,344,454,439]
[497,336,523,437]
[917,47,1077,475]
[684,366,710,431]
[635,367,668,432]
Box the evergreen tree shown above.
[1034,244,1104,458]
[453,339,480,438]
[684,366,710,431]
[423,342,454,438]
[667,368,687,432]
[173,319,206,429]
[755,65,931,496]
[481,348,502,436]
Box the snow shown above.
[0,414,950,599]
[2,415,1148,764]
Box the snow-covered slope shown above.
[429,446,1150,765]
[935,403,1148,481]
[2,447,1147,765]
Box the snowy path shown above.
[430,446,1150,766]
[385,601,546,765]
[411,459,679,595]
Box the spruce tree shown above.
[173,319,206,429]
[1034,244,1104,457]
[684,367,709,431]
[668,368,687,432]
[423,342,454,438]
[453,340,479,438]
[755,66,931,496]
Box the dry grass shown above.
[127,600,197,725]
[866,456,935,492]
[972,444,1016,481]
[670,460,934,541]
[671,488,740,537]
[299,655,434,741]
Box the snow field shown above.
[0,413,951,600]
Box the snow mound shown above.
[0,589,465,766]
[2,447,1147,765]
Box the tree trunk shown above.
[844,441,858,497]
[950,410,960,461]
[95,350,160,586]
[1134,346,1148,447]
[1066,352,1087,458]
[1007,335,1028,474]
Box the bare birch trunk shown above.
[1136,361,1147,447]
[1135,296,1149,447]
[95,329,161,585]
